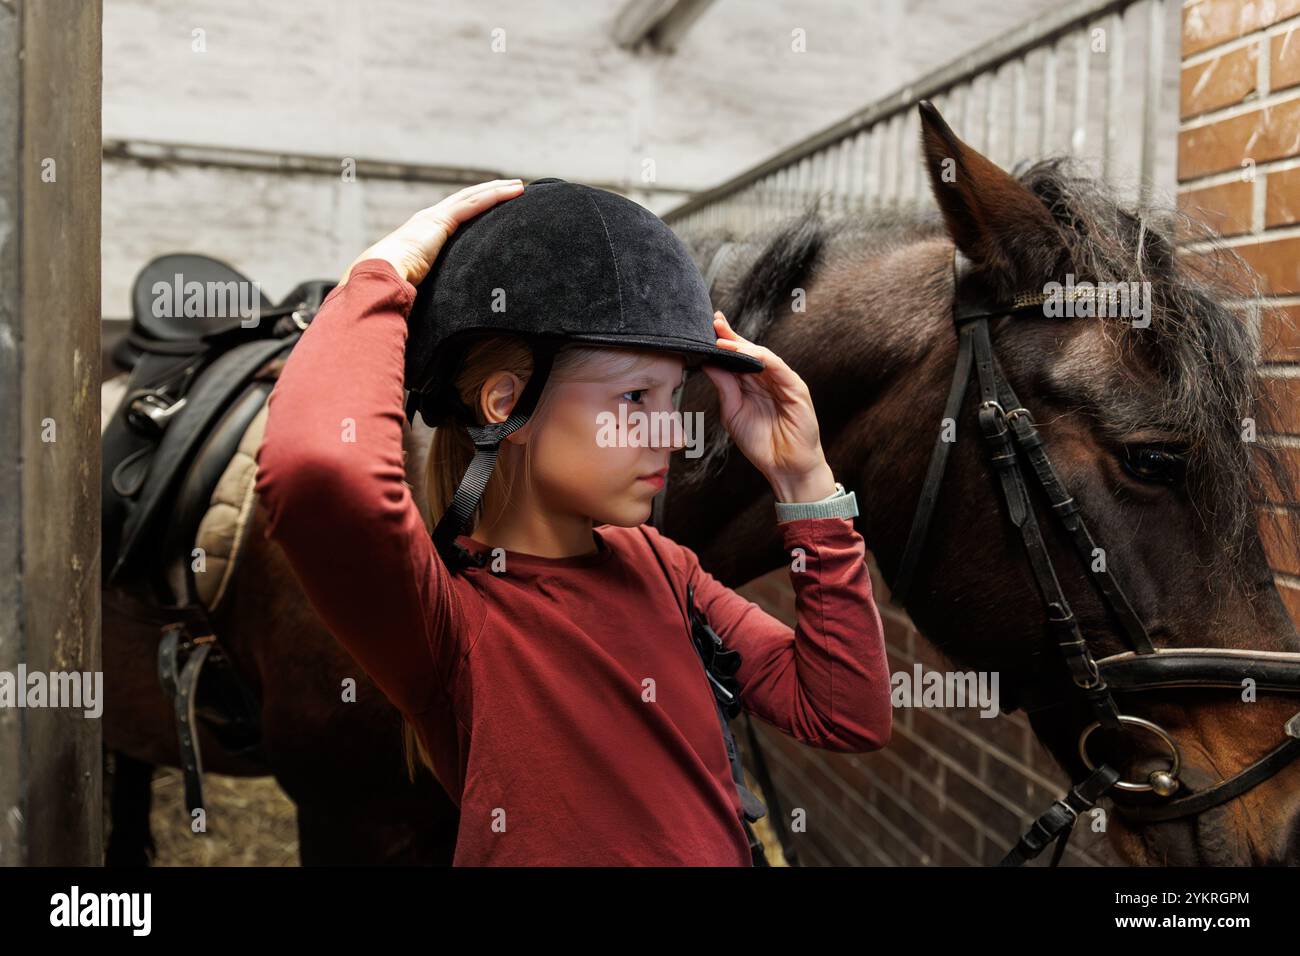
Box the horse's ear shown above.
[917,100,1065,293]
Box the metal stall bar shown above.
[665,0,1172,228]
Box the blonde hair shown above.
[401,333,667,782]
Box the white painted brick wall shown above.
[104,0,1097,315]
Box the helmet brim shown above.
[559,332,765,374]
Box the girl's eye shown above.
[1120,444,1187,485]
[621,389,647,404]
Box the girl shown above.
[254,178,891,866]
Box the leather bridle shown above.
[893,247,1300,866]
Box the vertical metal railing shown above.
[665,0,1173,231]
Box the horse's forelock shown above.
[1013,158,1292,586]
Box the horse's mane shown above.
[678,157,1295,586]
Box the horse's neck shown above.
[836,236,958,376]
[810,236,961,571]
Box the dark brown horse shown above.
[102,102,1299,866]
[671,107,1300,865]
[101,417,458,865]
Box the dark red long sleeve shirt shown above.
[253,259,892,866]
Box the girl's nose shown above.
[654,401,690,453]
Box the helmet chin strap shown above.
[430,337,561,571]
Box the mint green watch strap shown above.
[774,481,859,522]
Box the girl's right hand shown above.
[340,178,525,287]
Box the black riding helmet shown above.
[402,177,765,570]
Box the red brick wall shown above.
[737,566,1120,866]
[1177,0,1300,628]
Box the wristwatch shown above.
[774,481,859,522]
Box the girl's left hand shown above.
[701,312,837,503]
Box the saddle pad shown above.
[111,335,296,582]
[193,401,269,612]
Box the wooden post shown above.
[0,0,103,866]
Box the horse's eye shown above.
[1121,444,1186,485]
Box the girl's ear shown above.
[918,100,1067,294]
[480,371,523,426]
[497,374,545,446]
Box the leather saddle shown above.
[103,253,334,824]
